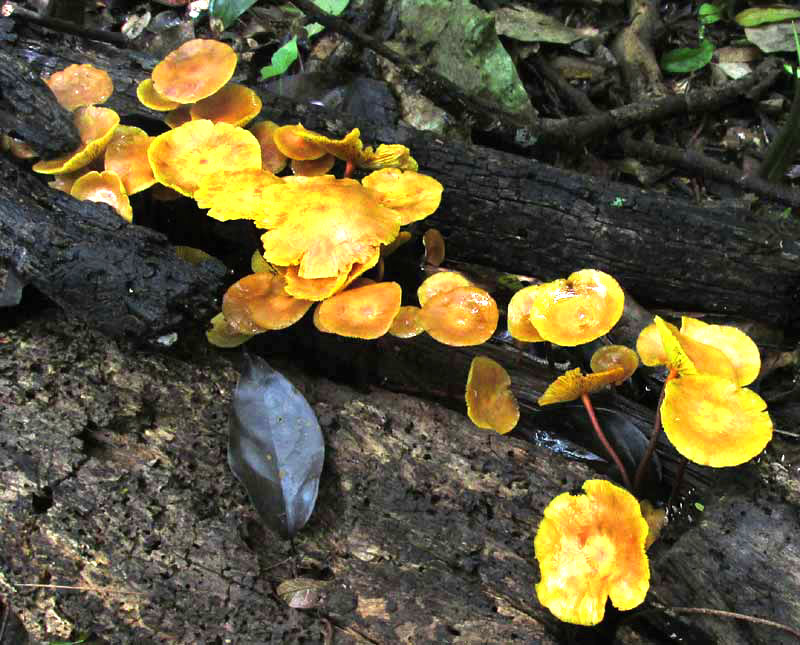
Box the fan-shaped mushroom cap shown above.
[152,38,237,104]
[136,79,180,111]
[530,269,624,346]
[284,248,380,301]
[535,479,649,626]
[257,177,401,280]
[2,134,37,160]
[466,356,519,434]
[389,306,424,339]
[190,83,263,127]
[361,168,444,225]
[33,106,120,174]
[313,282,402,339]
[194,168,283,220]
[164,105,193,129]
[249,120,288,173]
[419,286,499,347]
[590,345,639,383]
[661,375,772,467]
[273,124,327,160]
[104,125,155,195]
[70,170,133,222]
[291,154,336,176]
[635,322,666,366]
[175,246,215,265]
[422,228,445,266]
[679,316,760,386]
[148,120,262,197]
[206,312,254,348]
[507,284,545,342]
[417,271,472,307]
[538,367,625,406]
[45,63,113,111]
[359,143,418,171]
[222,272,312,334]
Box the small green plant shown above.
[660,4,719,75]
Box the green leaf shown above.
[260,37,299,80]
[660,39,715,74]
[698,3,723,25]
[305,22,325,39]
[694,502,705,511]
[209,0,258,30]
[314,0,349,14]
[735,7,800,27]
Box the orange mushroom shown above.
[422,228,445,266]
[507,284,545,342]
[272,124,327,160]
[148,120,263,197]
[190,83,263,127]
[419,285,499,347]
[678,316,761,387]
[417,271,472,307]
[535,479,650,626]
[389,306,424,339]
[589,345,639,383]
[136,78,181,111]
[313,282,402,339]
[361,168,444,225]
[194,168,283,221]
[206,312,254,348]
[530,269,624,346]
[291,154,336,177]
[222,272,313,334]
[70,170,133,222]
[283,249,380,301]
[538,367,625,406]
[45,63,113,111]
[249,120,288,173]
[152,38,237,104]
[164,105,193,129]
[359,143,418,171]
[465,356,519,434]
[103,125,155,195]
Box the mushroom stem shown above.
[580,392,633,490]
[633,368,678,495]
[666,456,689,516]
[344,159,355,178]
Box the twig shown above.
[2,2,128,46]
[15,583,145,594]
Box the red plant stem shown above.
[666,456,689,514]
[633,368,678,495]
[344,160,355,177]
[581,392,633,490]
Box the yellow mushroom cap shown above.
[190,83,263,128]
[417,271,473,307]
[136,78,181,111]
[679,316,761,387]
[419,285,499,347]
[152,38,237,104]
[465,356,520,434]
[273,124,327,160]
[249,120,288,173]
[45,63,113,111]
[164,105,193,129]
[206,312,255,348]
[194,168,283,221]
[635,322,666,366]
[222,272,312,333]
[32,106,119,175]
[660,375,773,467]
[283,248,380,301]
[389,306,424,339]
[313,281,402,339]
[538,367,625,406]
[590,345,639,383]
[291,154,336,177]
[534,479,650,626]
[103,125,155,195]
[361,168,444,225]
[530,269,624,346]
[256,177,401,279]
[507,284,545,342]
[288,126,365,163]
[70,170,133,223]
[148,120,263,197]
[359,143,418,171]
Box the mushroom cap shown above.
[291,154,336,176]
[206,312,255,348]
[419,286,499,347]
[250,250,271,273]
[2,134,37,160]
[174,246,215,265]
[287,126,365,163]
[590,345,639,383]
[535,479,650,626]
[381,231,412,258]
[152,38,237,104]
[389,306,424,339]
[359,143,418,171]
[361,168,444,225]
[190,83,263,127]
[679,316,760,386]
[465,356,519,434]
[538,367,625,406]
[194,168,283,220]
[148,120,263,197]
[103,125,156,195]
[661,375,773,467]
[313,281,402,339]
[422,228,445,266]
[164,105,193,129]
[283,248,380,301]
[45,63,113,111]
[273,124,327,160]
[33,106,120,174]
[257,177,401,279]
[70,170,133,222]
[507,284,545,342]
[635,322,666,366]
[136,78,180,111]
[530,269,624,346]
[249,120,288,173]
[222,272,312,333]
[417,271,472,307]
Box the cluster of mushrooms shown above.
[18,38,778,633]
